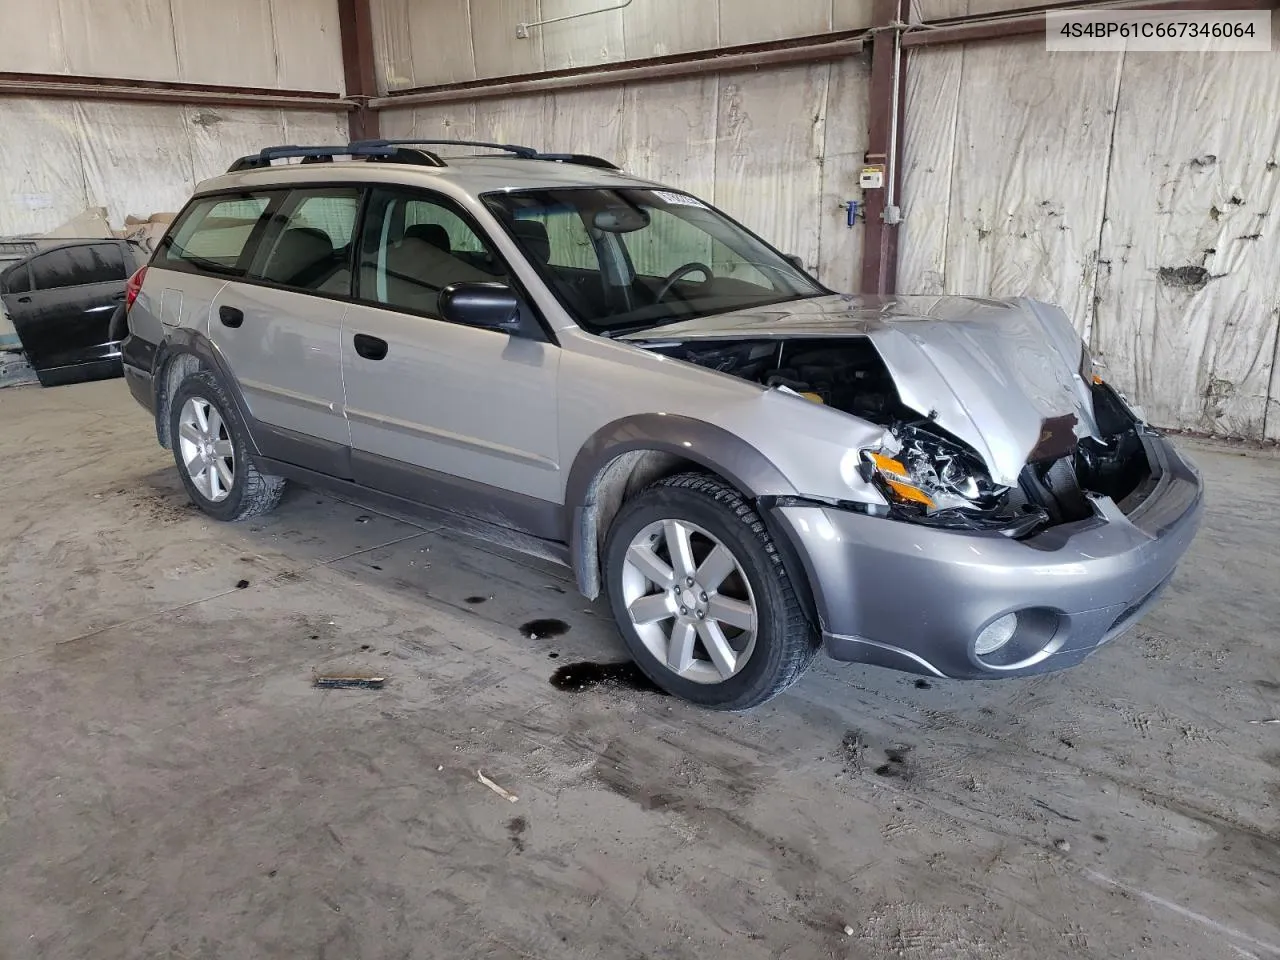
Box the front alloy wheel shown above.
[621,519,758,683]
[604,472,820,710]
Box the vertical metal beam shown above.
[860,0,910,294]
[337,0,380,140]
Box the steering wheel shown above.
[654,261,712,302]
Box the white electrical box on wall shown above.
[859,165,885,189]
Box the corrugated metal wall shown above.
[0,0,347,236]
[0,0,343,88]
[380,57,869,291]
[900,37,1280,439]
[0,102,346,235]
[370,0,874,90]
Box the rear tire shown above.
[169,371,285,522]
[603,472,819,710]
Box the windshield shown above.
[482,187,826,334]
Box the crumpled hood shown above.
[620,294,1100,486]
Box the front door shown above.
[1,242,129,385]
[340,186,561,537]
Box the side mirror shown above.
[783,254,806,272]
[439,282,522,332]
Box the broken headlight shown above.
[863,425,1004,512]
[861,425,1047,536]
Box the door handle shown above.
[218,305,244,328]
[353,333,388,361]
[16,296,30,303]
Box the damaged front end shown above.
[865,377,1155,538]
[640,333,1153,539]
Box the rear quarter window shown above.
[156,196,272,276]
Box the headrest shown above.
[266,227,332,284]
[510,219,550,264]
[404,223,451,254]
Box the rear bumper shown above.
[769,432,1203,679]
[121,333,156,413]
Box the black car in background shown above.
[0,239,144,386]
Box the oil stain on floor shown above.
[519,618,570,640]
[549,661,668,696]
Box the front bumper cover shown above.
[769,432,1203,679]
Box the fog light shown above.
[975,613,1018,655]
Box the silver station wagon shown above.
[121,139,1203,709]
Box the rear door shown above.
[205,187,361,476]
[1,242,129,383]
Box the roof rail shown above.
[226,143,446,173]
[352,138,539,159]
[353,138,619,170]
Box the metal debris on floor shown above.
[312,674,386,690]
[476,769,518,803]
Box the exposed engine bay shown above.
[645,337,1153,537]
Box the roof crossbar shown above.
[227,143,446,172]
[352,138,539,159]
[353,139,619,169]
[536,152,619,170]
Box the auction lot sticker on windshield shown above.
[650,190,707,208]
[1047,10,1270,50]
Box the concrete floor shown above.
[0,379,1277,960]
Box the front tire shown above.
[603,473,819,710]
[169,371,285,522]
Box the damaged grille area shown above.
[1019,382,1153,526]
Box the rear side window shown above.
[251,188,361,295]
[29,243,127,290]
[157,195,273,276]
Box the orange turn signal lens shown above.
[884,477,935,506]
[865,452,936,508]
[868,452,909,477]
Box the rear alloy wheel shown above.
[177,396,235,503]
[604,473,819,710]
[169,371,285,522]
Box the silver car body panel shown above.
[208,280,350,451]
[120,155,1205,682]
[555,327,888,506]
[341,299,562,502]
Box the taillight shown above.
[125,265,147,311]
